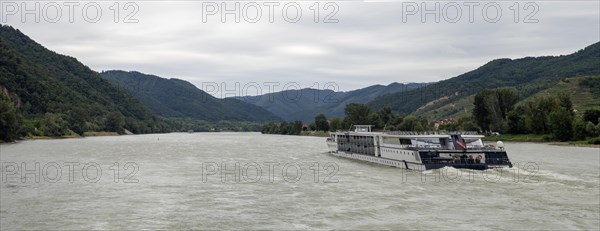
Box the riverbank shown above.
[483,134,548,142]
[295,132,600,147]
[299,131,330,137]
[8,131,599,148]
[83,131,121,137]
[20,132,120,141]
[549,140,600,148]
[483,134,600,147]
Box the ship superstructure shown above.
[326,125,512,170]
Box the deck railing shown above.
[403,144,500,151]
[383,131,479,135]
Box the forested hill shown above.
[238,82,428,122]
[100,70,282,122]
[368,42,600,115]
[0,24,169,139]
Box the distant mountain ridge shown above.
[368,42,600,117]
[238,82,428,122]
[101,70,281,122]
[0,24,167,135]
[3,22,597,139]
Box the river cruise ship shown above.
[326,125,512,170]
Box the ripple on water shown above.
[0,134,598,230]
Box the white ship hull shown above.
[329,150,426,171]
[326,140,338,153]
[325,126,512,171]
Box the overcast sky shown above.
[3,0,599,96]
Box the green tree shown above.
[314,114,330,131]
[473,90,490,130]
[473,88,518,132]
[341,117,352,130]
[386,124,397,131]
[67,108,88,135]
[585,121,599,137]
[43,113,69,137]
[263,122,279,134]
[413,122,425,132]
[368,112,383,129]
[390,115,404,128]
[507,107,526,134]
[377,107,394,125]
[557,92,574,115]
[0,91,20,141]
[344,103,371,125]
[329,117,341,131]
[289,120,303,135]
[462,120,479,131]
[418,118,431,131]
[279,121,289,134]
[461,118,480,131]
[439,122,459,131]
[496,88,518,119]
[473,89,500,131]
[572,118,587,140]
[105,112,125,134]
[583,108,600,123]
[548,109,573,141]
[399,116,417,131]
[524,96,558,134]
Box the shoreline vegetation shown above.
[483,134,600,147]
[261,98,600,147]
[2,129,250,143]
[260,128,600,147]
[1,25,599,145]
[1,26,270,143]
[16,131,121,141]
[3,131,597,148]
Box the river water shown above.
[1,133,598,230]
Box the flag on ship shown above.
[452,135,467,150]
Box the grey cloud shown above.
[5,1,599,94]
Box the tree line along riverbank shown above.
[261,89,600,146]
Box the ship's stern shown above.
[419,150,512,170]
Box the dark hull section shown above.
[327,130,513,171]
[330,151,512,171]
[419,150,513,170]
[425,163,494,170]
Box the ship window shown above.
[400,139,411,145]
[382,137,400,145]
